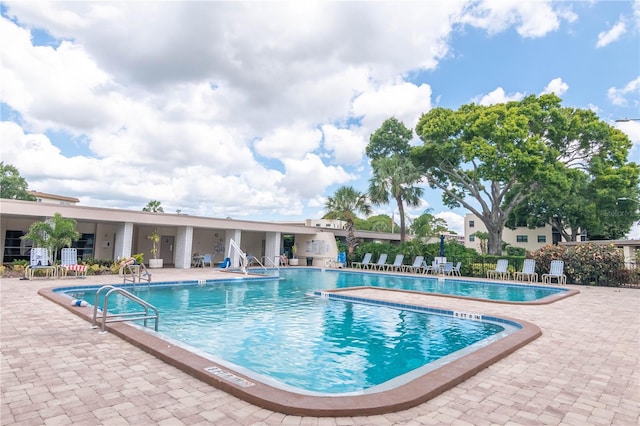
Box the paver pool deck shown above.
[1,268,638,425]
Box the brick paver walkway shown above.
[1,269,638,425]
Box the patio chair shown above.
[385,254,404,272]
[59,247,87,278]
[442,262,455,275]
[26,248,57,279]
[403,256,425,273]
[352,253,372,269]
[542,260,566,284]
[423,260,439,274]
[487,259,510,280]
[514,259,538,282]
[451,261,462,276]
[326,252,347,268]
[370,253,388,270]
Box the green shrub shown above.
[532,243,627,286]
[531,244,568,279]
[12,259,28,267]
[506,246,526,256]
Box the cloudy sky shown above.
[1,1,639,235]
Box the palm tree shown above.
[369,156,423,242]
[21,213,80,263]
[143,200,164,212]
[323,186,372,260]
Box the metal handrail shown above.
[92,285,159,332]
[261,256,280,270]
[250,256,270,272]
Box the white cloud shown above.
[254,123,322,162]
[321,125,367,166]
[460,0,576,38]
[0,1,627,225]
[615,120,640,146]
[281,154,353,198]
[473,87,525,106]
[608,77,640,106]
[351,82,433,133]
[436,211,465,235]
[596,20,626,48]
[541,77,569,96]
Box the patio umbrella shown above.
[439,235,445,257]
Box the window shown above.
[469,220,475,228]
[537,235,546,243]
[516,235,528,243]
[469,235,475,242]
[72,233,95,259]
[3,230,28,262]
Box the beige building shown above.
[464,213,561,253]
[28,190,80,205]
[0,199,401,268]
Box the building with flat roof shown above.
[464,213,562,253]
[0,199,400,268]
[28,191,80,205]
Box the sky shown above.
[1,1,639,237]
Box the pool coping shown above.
[38,284,542,417]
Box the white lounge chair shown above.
[385,254,404,272]
[442,262,455,275]
[451,261,462,276]
[352,253,372,269]
[59,247,87,278]
[403,256,425,273]
[542,260,566,284]
[423,260,439,274]
[514,259,538,282]
[370,253,388,270]
[26,248,57,279]
[487,259,510,280]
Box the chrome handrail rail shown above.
[92,285,159,332]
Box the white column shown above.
[174,226,194,269]
[113,222,134,260]
[265,232,281,267]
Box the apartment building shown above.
[464,213,561,253]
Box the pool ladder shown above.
[92,285,159,333]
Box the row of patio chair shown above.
[25,247,88,279]
[487,258,567,284]
[351,253,462,276]
[351,254,568,285]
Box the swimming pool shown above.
[44,268,549,415]
[290,269,569,303]
[65,276,515,394]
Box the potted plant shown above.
[148,230,163,268]
[289,245,299,266]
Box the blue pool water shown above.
[61,269,536,394]
[322,269,565,302]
